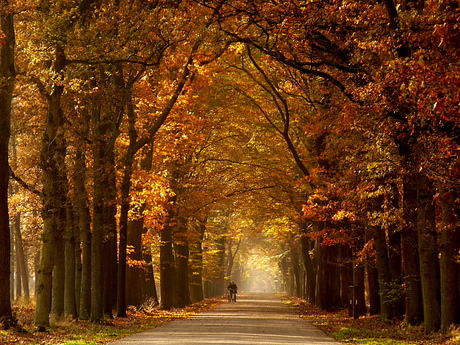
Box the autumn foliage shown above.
[0,0,459,341]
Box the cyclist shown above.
[227,281,238,302]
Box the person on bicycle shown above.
[227,281,238,302]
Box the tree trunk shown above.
[102,153,117,318]
[216,235,226,296]
[123,143,158,310]
[174,222,191,308]
[34,220,55,330]
[35,45,67,331]
[416,174,440,333]
[14,242,20,301]
[73,152,92,320]
[189,220,206,303]
[291,246,302,298]
[0,2,15,328]
[73,204,82,317]
[402,178,423,325]
[440,189,460,333]
[340,244,352,312]
[90,95,119,322]
[355,265,366,316]
[13,213,30,301]
[387,183,404,318]
[125,219,144,307]
[300,223,316,304]
[372,195,395,322]
[160,195,177,310]
[64,205,77,318]
[316,241,342,310]
[90,147,105,322]
[51,198,66,318]
[143,250,159,305]
[117,175,131,316]
[366,258,380,315]
[364,218,380,315]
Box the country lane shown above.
[109,292,343,345]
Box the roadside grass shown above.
[1,297,223,345]
[283,295,458,345]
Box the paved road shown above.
[110,293,343,345]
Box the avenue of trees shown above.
[1,0,459,337]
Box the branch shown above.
[9,166,42,197]
[194,184,278,212]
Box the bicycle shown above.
[228,288,237,303]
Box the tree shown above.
[0,0,15,329]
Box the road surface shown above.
[110,293,343,345]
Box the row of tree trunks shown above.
[272,160,459,336]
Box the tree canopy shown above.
[1,0,460,337]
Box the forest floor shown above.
[0,294,458,345]
[285,296,460,345]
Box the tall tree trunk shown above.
[365,222,380,315]
[117,167,131,316]
[13,213,30,301]
[14,243,20,301]
[90,93,120,322]
[125,219,144,307]
[291,246,302,298]
[90,139,105,322]
[35,45,67,331]
[74,152,91,320]
[51,195,67,318]
[216,235,226,296]
[372,195,395,322]
[189,219,206,303]
[143,250,159,305]
[355,265,366,317]
[0,1,15,328]
[174,222,191,308]
[64,206,77,318]
[440,189,460,333]
[416,174,440,333]
[316,241,342,310]
[387,183,404,318]
[226,236,241,281]
[300,223,316,304]
[160,195,177,310]
[122,143,158,311]
[102,152,117,318]
[401,178,423,325]
[340,244,352,312]
[73,204,82,317]
[90,104,109,323]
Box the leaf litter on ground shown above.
[3,295,460,345]
[283,295,460,345]
[0,297,223,345]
